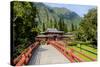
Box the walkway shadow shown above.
[28,45,48,65]
[38,47,48,52]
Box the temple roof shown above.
[36,35,54,38]
[36,35,71,38]
[36,28,65,38]
[36,35,46,38]
[45,28,64,34]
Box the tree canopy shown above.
[11,1,39,59]
[75,8,97,47]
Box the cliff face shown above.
[35,3,82,32]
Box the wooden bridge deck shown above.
[28,44,70,65]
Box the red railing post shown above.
[16,54,26,66]
[48,41,85,62]
[13,41,40,66]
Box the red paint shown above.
[25,57,29,64]
[13,41,40,66]
[48,41,85,62]
[48,41,75,62]
[16,54,26,66]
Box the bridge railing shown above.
[48,41,85,62]
[13,41,40,66]
[55,41,96,61]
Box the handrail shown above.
[48,41,85,62]
[52,43,75,62]
[13,41,40,66]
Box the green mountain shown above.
[35,3,82,32]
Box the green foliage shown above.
[11,2,84,59]
[35,3,82,32]
[69,41,78,46]
[71,23,75,31]
[75,8,97,47]
[11,1,39,59]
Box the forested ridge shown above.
[35,3,82,32]
[11,1,97,59]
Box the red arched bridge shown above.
[13,40,96,66]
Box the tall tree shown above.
[64,23,68,32]
[71,23,75,31]
[11,1,39,59]
[58,18,63,31]
[43,22,45,31]
[75,8,97,47]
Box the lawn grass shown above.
[66,46,94,61]
[77,45,97,54]
[71,46,97,59]
[74,51,92,61]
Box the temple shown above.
[35,28,70,41]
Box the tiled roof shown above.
[45,28,63,33]
[36,35,46,37]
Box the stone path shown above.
[28,45,70,65]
